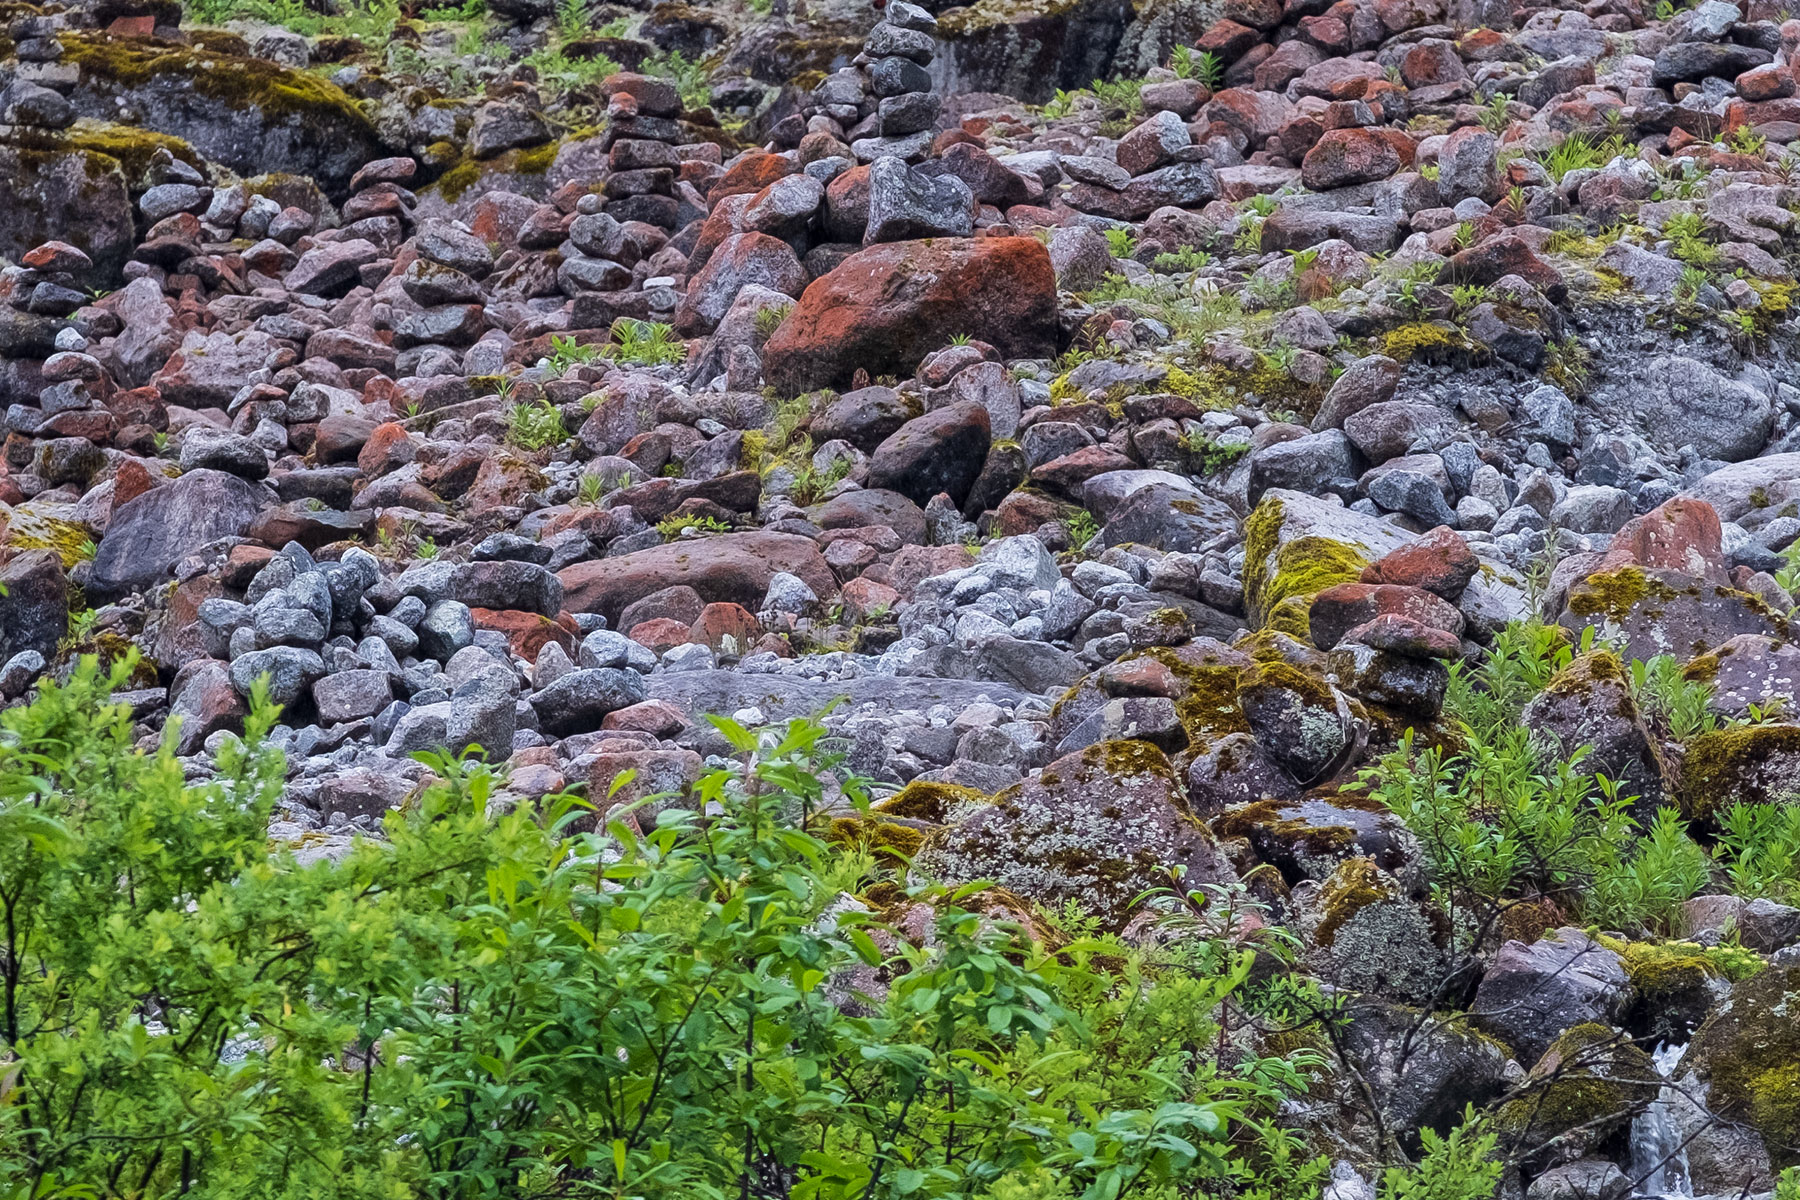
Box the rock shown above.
[179,426,269,480]
[866,402,992,509]
[229,646,327,710]
[1559,565,1785,664]
[312,670,393,724]
[763,237,1058,393]
[1312,355,1401,431]
[1296,857,1456,1005]
[1680,723,1800,821]
[1610,356,1773,462]
[673,232,805,335]
[1522,651,1669,822]
[529,667,651,735]
[169,659,246,754]
[864,156,974,243]
[1332,996,1513,1142]
[559,532,837,625]
[0,550,68,664]
[914,740,1237,929]
[1236,660,1357,784]
[89,469,266,601]
[1243,489,1417,635]
[1302,128,1406,189]
[1471,928,1632,1067]
[1359,526,1478,600]
[59,34,386,193]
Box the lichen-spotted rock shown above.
[914,738,1237,929]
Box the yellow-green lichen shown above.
[1243,495,1372,635]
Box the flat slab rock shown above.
[646,669,1044,722]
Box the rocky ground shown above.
[6,0,1800,1190]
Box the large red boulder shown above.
[761,236,1058,394]
[557,531,836,624]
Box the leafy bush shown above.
[0,662,1321,1199]
[1379,1109,1501,1200]
[1715,801,1800,904]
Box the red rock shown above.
[762,236,1057,394]
[1439,234,1565,301]
[560,531,836,625]
[627,617,693,654]
[1738,64,1796,101]
[470,608,581,661]
[1339,613,1463,658]
[1308,582,1466,651]
[689,601,759,652]
[1361,525,1479,600]
[839,575,901,622]
[1400,38,1467,87]
[602,699,690,736]
[709,153,800,204]
[1030,444,1139,491]
[1297,14,1351,51]
[223,544,275,590]
[1199,17,1263,57]
[1094,656,1182,697]
[1596,498,1727,584]
[1222,0,1283,29]
[357,421,417,477]
[992,490,1067,537]
[111,457,156,509]
[1301,127,1409,189]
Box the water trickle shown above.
[1630,1042,1692,1200]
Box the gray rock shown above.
[312,669,393,724]
[229,646,327,708]
[1470,928,1631,1067]
[530,667,649,735]
[864,156,973,244]
[417,600,475,661]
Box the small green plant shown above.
[507,398,568,451]
[1730,123,1768,155]
[1104,227,1138,258]
[949,331,975,347]
[1241,194,1280,218]
[1478,91,1511,134]
[1039,87,1081,119]
[1544,335,1593,397]
[1418,162,1441,182]
[1539,132,1629,182]
[1714,802,1800,905]
[1450,283,1490,311]
[787,456,853,505]
[1184,428,1250,475]
[556,0,584,38]
[1153,245,1213,272]
[606,320,687,367]
[1453,220,1477,250]
[754,303,792,340]
[1676,263,1711,303]
[1379,1109,1503,1200]
[576,473,605,506]
[1065,508,1101,550]
[545,333,601,377]
[656,513,732,538]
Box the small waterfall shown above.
[1630,1042,1692,1199]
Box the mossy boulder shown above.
[1558,565,1786,664]
[937,0,1134,104]
[415,130,609,218]
[1597,936,1754,1044]
[1242,488,1416,637]
[913,739,1238,930]
[1681,966,1800,1174]
[58,32,388,195]
[1294,856,1456,1005]
[1682,632,1800,721]
[1494,1022,1658,1172]
[0,136,134,279]
[1213,790,1420,886]
[1521,650,1672,825]
[1235,659,1360,786]
[1680,723,1800,822]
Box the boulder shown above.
[1471,928,1632,1067]
[914,740,1238,929]
[89,469,267,601]
[763,237,1058,393]
[558,532,837,624]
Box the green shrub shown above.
[0,663,1322,1198]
